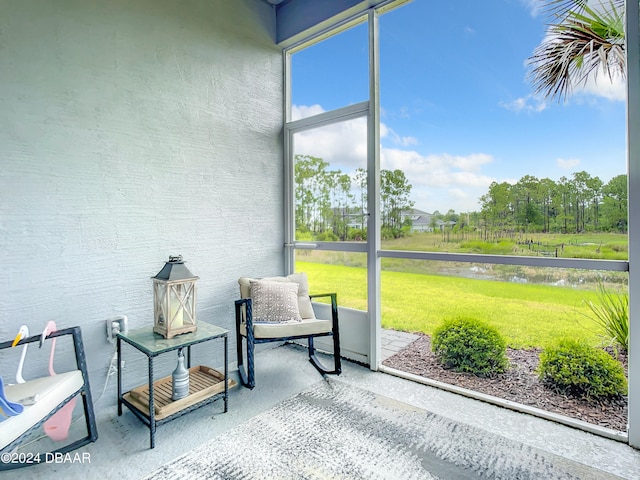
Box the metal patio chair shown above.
[0,326,98,470]
[234,273,341,389]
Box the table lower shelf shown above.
[123,365,236,420]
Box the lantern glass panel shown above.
[152,257,198,338]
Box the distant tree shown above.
[353,168,368,231]
[563,171,602,232]
[465,211,482,230]
[475,171,624,235]
[538,177,558,232]
[586,174,603,230]
[556,175,576,232]
[513,175,543,231]
[327,170,354,240]
[295,155,330,234]
[480,181,514,237]
[444,209,459,223]
[572,171,591,232]
[295,158,419,240]
[602,174,627,231]
[380,169,414,237]
[430,211,442,231]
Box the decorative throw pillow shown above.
[286,272,315,320]
[250,280,302,323]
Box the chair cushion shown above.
[250,280,302,323]
[1,370,84,450]
[240,317,332,339]
[239,273,315,320]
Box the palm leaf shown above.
[527,1,625,101]
[581,282,629,351]
[539,0,623,19]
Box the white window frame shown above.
[283,0,637,447]
[625,0,639,449]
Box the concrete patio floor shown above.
[10,341,640,479]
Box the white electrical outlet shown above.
[106,316,128,343]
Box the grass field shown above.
[297,260,613,350]
[296,231,629,286]
[384,232,628,260]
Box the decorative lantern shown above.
[152,255,199,339]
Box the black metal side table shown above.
[117,321,231,449]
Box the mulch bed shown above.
[382,334,628,433]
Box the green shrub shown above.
[315,231,338,241]
[347,229,366,241]
[295,230,314,241]
[431,317,508,377]
[607,243,625,253]
[459,240,516,255]
[538,339,627,400]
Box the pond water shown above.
[436,263,627,289]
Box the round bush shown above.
[431,317,508,377]
[538,339,627,400]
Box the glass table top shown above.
[117,321,228,355]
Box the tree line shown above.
[478,172,627,236]
[294,153,628,240]
[295,155,414,240]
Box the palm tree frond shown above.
[540,0,623,20]
[527,1,625,102]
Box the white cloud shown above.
[382,149,494,183]
[291,104,326,121]
[410,184,489,214]
[292,112,368,169]
[519,0,542,17]
[292,106,417,169]
[380,148,496,212]
[386,127,419,147]
[381,149,496,212]
[575,71,625,101]
[556,157,581,170]
[400,136,418,147]
[292,104,499,212]
[499,96,547,113]
[449,153,493,172]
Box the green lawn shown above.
[297,260,607,349]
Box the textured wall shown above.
[0,0,283,403]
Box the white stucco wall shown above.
[0,0,284,404]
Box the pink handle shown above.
[43,320,57,376]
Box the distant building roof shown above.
[401,208,430,216]
[412,215,432,226]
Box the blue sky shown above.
[291,0,626,214]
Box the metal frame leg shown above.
[148,357,155,449]
[224,335,228,412]
[117,337,122,416]
[235,300,255,389]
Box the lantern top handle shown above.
[152,255,198,282]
